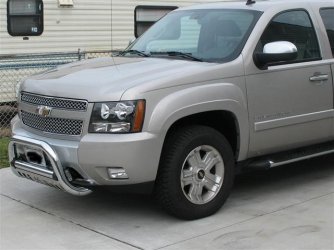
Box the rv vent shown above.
[58,0,73,7]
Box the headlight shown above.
[89,100,145,133]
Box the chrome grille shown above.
[21,111,83,136]
[21,92,88,111]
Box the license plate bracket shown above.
[14,143,51,170]
[25,148,46,166]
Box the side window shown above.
[256,10,321,64]
[134,6,177,38]
[320,8,334,57]
[7,0,44,36]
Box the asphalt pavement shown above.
[1,155,334,250]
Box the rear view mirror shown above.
[254,41,298,69]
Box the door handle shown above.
[309,74,329,82]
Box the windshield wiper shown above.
[119,49,150,57]
[150,51,202,62]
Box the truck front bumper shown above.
[9,116,163,195]
[9,135,93,196]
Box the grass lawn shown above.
[0,137,10,168]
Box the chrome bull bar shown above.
[8,135,92,196]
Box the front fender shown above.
[148,83,249,161]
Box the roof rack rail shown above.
[246,0,256,5]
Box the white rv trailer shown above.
[0,0,225,55]
[0,0,224,104]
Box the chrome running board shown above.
[247,141,334,170]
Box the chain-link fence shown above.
[0,50,113,137]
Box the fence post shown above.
[78,49,82,61]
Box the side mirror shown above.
[254,41,298,69]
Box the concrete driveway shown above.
[1,155,334,250]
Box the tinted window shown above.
[256,10,321,63]
[320,8,334,56]
[7,0,43,36]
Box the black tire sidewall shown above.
[157,126,235,219]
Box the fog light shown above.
[107,167,128,179]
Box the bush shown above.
[0,137,10,168]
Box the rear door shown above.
[319,8,334,130]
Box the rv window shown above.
[135,5,177,38]
[7,0,44,36]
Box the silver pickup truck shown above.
[8,0,334,219]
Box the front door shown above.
[245,9,333,157]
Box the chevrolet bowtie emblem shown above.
[36,105,52,117]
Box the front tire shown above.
[155,125,234,220]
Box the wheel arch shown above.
[164,110,241,159]
[148,83,250,161]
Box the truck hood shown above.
[21,56,215,102]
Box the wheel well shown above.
[165,111,240,158]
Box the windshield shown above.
[125,9,261,63]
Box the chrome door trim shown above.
[255,109,334,131]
